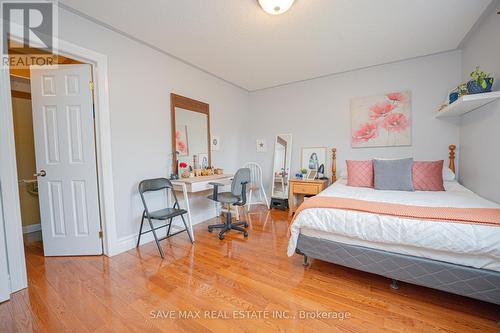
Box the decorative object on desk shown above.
[256,138,267,152]
[194,169,202,177]
[211,135,220,151]
[301,147,326,173]
[467,66,494,94]
[192,154,199,169]
[317,164,325,178]
[300,168,308,179]
[351,91,411,148]
[198,153,209,169]
[178,161,188,178]
[181,170,190,178]
[175,125,189,156]
[306,170,318,180]
[214,168,224,175]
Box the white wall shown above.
[246,51,462,191]
[459,3,500,203]
[57,8,249,241]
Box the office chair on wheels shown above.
[207,168,250,240]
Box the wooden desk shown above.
[171,174,233,193]
[169,174,233,241]
[288,178,329,216]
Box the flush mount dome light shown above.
[258,0,295,15]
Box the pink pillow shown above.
[412,160,445,191]
[346,160,374,188]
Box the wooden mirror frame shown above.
[170,93,211,175]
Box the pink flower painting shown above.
[352,122,378,143]
[175,125,189,156]
[382,113,409,132]
[351,91,411,148]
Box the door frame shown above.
[0,35,118,293]
[0,189,11,303]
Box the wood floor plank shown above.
[1,207,499,332]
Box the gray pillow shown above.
[374,158,414,191]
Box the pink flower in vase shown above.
[179,162,188,169]
[382,113,409,132]
[369,101,396,120]
[352,122,378,143]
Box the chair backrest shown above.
[231,168,251,196]
[138,178,173,194]
[138,178,178,212]
[243,162,262,187]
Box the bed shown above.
[289,145,500,305]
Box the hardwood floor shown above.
[1,207,499,332]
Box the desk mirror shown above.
[171,94,210,175]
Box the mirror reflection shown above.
[174,107,209,170]
[271,134,292,199]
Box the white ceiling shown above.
[60,0,491,91]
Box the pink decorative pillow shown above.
[412,160,445,191]
[346,160,374,188]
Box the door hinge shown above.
[99,230,103,239]
[89,81,94,91]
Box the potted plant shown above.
[467,66,494,94]
[301,168,308,179]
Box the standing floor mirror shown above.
[270,134,292,210]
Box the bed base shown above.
[296,234,500,305]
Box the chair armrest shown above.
[209,182,225,201]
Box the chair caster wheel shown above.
[218,234,224,240]
[244,223,249,228]
[208,227,213,233]
[243,232,248,237]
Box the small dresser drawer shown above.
[293,184,318,195]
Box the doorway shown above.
[9,49,103,257]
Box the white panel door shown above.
[30,64,102,256]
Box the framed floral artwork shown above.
[351,91,411,148]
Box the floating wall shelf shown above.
[436,91,500,118]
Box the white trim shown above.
[0,35,118,293]
[0,67,27,292]
[115,225,184,255]
[0,185,12,303]
[22,224,41,234]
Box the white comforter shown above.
[288,179,500,272]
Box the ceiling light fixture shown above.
[258,0,295,15]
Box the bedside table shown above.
[288,178,329,216]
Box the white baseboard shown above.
[22,224,41,234]
[114,224,186,255]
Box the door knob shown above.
[34,170,46,177]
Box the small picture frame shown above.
[256,138,267,152]
[306,170,317,180]
[301,147,327,173]
[211,135,220,151]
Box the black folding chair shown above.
[137,178,193,258]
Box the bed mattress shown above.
[288,179,500,272]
